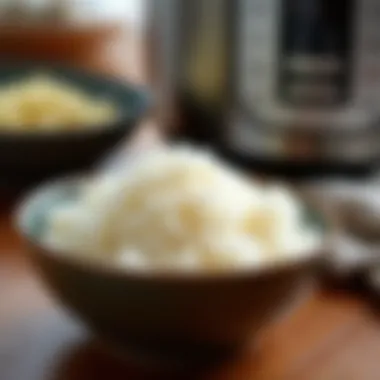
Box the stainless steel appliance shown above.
[149,0,380,175]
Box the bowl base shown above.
[98,335,249,372]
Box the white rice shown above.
[44,146,321,272]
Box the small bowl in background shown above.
[0,64,149,186]
[16,176,325,364]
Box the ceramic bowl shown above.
[16,177,325,363]
[0,64,149,185]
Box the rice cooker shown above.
[149,0,380,176]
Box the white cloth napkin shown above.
[302,174,380,282]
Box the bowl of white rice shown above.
[16,146,325,363]
[0,64,149,185]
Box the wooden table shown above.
[0,31,380,378]
[0,139,380,380]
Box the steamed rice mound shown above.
[44,146,320,272]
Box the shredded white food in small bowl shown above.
[0,74,118,132]
[43,146,321,272]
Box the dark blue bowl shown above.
[0,64,150,185]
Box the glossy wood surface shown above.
[1,208,379,380]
